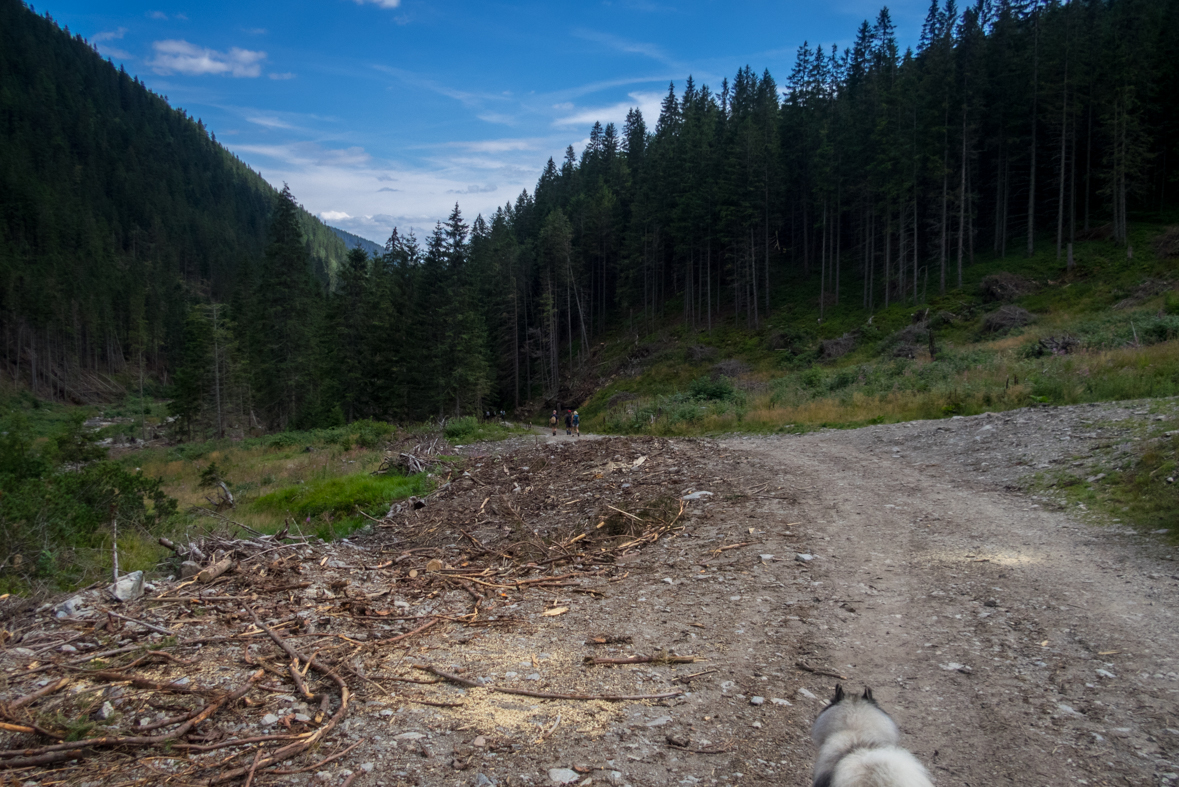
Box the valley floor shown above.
[3,400,1178,786]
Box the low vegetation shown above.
[0,401,529,593]
[584,223,1179,438]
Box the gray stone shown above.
[53,596,85,619]
[796,687,818,700]
[525,672,541,681]
[295,713,312,723]
[750,696,765,706]
[261,713,279,725]
[548,768,580,785]
[682,491,713,501]
[395,732,425,740]
[474,774,497,787]
[97,701,116,720]
[59,644,77,653]
[110,571,144,602]
[1096,669,1117,679]
[644,715,672,727]
[770,698,791,706]
[795,553,815,563]
[180,561,201,579]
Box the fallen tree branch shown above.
[413,664,683,702]
[795,661,848,680]
[0,670,263,769]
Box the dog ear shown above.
[832,684,845,704]
[862,687,875,704]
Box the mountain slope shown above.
[330,227,384,258]
[0,0,347,397]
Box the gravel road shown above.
[5,401,1178,787]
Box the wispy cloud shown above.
[372,65,510,108]
[148,10,168,19]
[573,29,679,68]
[93,27,127,43]
[148,40,267,77]
[268,72,296,80]
[353,0,401,7]
[552,90,664,129]
[446,184,497,194]
[476,112,517,125]
[92,27,132,59]
[246,115,292,129]
[231,140,535,241]
[450,138,541,153]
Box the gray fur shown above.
[812,686,933,787]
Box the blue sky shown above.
[51,0,928,244]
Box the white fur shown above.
[812,691,933,787]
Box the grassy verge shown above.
[1031,405,1179,538]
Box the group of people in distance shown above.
[549,409,579,437]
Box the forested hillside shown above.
[295,0,1177,424]
[4,0,1178,435]
[331,227,384,258]
[0,0,347,402]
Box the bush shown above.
[443,416,479,441]
[688,375,737,402]
[0,415,177,587]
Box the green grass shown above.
[443,415,533,443]
[1031,410,1179,538]
[251,471,431,540]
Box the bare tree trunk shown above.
[1027,13,1039,257]
[957,113,967,290]
[940,117,949,294]
[512,280,519,409]
[1056,55,1069,261]
[820,200,827,320]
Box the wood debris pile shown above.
[0,436,729,784]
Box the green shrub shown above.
[0,415,177,588]
[687,375,737,402]
[444,416,479,441]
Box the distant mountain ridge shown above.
[0,0,348,397]
[330,227,384,257]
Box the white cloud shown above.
[553,90,664,129]
[453,138,540,153]
[246,115,293,129]
[476,112,517,125]
[148,40,267,78]
[269,72,296,80]
[93,27,127,43]
[446,184,497,194]
[148,10,168,19]
[230,140,536,240]
[92,27,132,59]
[353,0,401,7]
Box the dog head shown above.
[812,684,898,748]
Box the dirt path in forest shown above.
[5,401,1179,787]
[720,409,1179,787]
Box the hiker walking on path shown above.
[549,410,558,436]
[564,410,573,436]
[572,410,580,436]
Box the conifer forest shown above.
[2,0,1177,433]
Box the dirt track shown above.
[4,401,1179,786]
